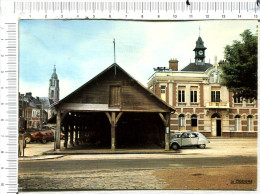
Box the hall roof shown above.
[52,63,175,113]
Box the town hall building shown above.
[148,36,258,137]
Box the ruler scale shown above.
[0,0,259,193]
[11,1,259,15]
[0,19,19,194]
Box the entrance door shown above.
[217,120,221,136]
[211,113,221,137]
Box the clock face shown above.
[198,50,203,55]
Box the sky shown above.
[19,20,257,100]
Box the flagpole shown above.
[113,38,116,63]
[113,38,116,76]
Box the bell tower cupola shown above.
[48,65,60,103]
[193,36,207,65]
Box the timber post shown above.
[159,113,170,151]
[105,112,123,151]
[75,125,79,145]
[64,124,68,148]
[69,125,74,146]
[110,112,116,151]
[55,110,61,150]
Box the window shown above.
[211,91,220,102]
[191,114,198,131]
[247,98,254,104]
[179,114,185,131]
[109,86,121,107]
[161,85,166,93]
[191,115,197,127]
[190,87,198,103]
[178,87,185,103]
[191,133,198,138]
[233,93,242,103]
[160,85,166,101]
[247,115,253,131]
[234,97,242,103]
[235,115,241,131]
[51,90,54,98]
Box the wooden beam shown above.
[60,103,120,111]
[60,111,69,123]
[111,112,116,151]
[69,125,74,146]
[105,112,112,124]
[164,113,170,151]
[55,110,61,150]
[159,113,166,126]
[115,112,123,124]
[64,124,68,148]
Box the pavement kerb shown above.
[18,155,64,161]
[42,150,182,155]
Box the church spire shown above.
[49,65,60,103]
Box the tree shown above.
[221,29,257,100]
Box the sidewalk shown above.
[43,148,178,155]
[19,138,257,160]
[19,155,64,161]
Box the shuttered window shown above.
[109,86,121,107]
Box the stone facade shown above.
[148,36,257,137]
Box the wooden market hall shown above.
[51,63,175,151]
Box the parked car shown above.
[24,132,32,144]
[38,131,55,144]
[60,133,65,140]
[170,131,210,150]
[25,129,64,143]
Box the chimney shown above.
[25,92,32,97]
[169,58,179,71]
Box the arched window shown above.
[235,115,241,131]
[247,115,253,131]
[179,114,185,131]
[191,114,198,131]
[51,90,54,98]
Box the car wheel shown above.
[198,144,206,149]
[41,139,47,144]
[25,136,31,144]
[171,143,179,150]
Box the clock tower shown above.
[193,36,207,65]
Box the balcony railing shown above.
[205,102,230,109]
